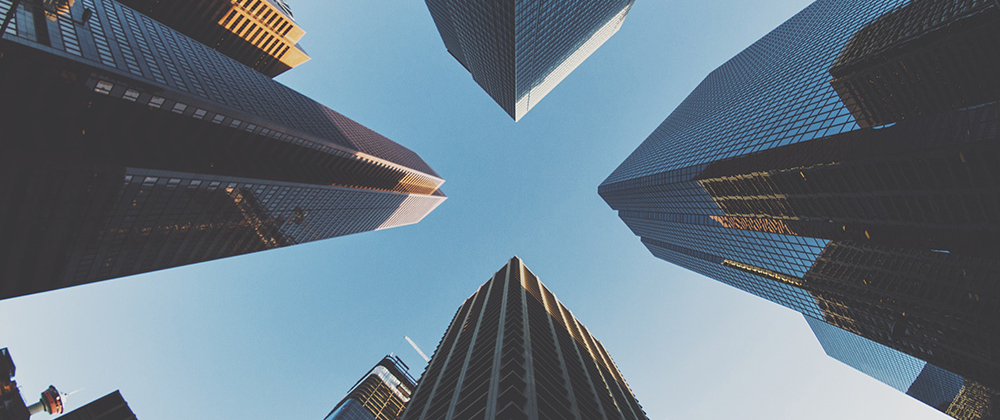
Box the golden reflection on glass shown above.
[216,0,309,69]
[710,215,799,235]
[721,259,804,287]
[41,0,74,21]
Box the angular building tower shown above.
[111,0,310,77]
[807,317,999,419]
[323,355,416,420]
[424,0,634,121]
[599,0,999,415]
[401,257,648,420]
[0,0,445,300]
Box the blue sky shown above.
[0,1,948,419]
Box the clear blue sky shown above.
[1,1,948,419]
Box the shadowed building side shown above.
[830,0,1000,128]
[0,0,444,300]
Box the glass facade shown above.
[0,0,445,299]
[113,0,309,77]
[325,356,416,420]
[424,0,634,120]
[599,0,1000,415]
[402,257,647,420]
[808,317,998,419]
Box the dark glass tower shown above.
[807,317,998,419]
[424,0,634,121]
[0,0,445,300]
[599,0,1000,411]
[401,257,648,420]
[112,0,310,77]
[324,356,416,420]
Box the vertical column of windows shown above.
[141,18,186,92]
[81,0,115,66]
[402,300,472,420]
[120,7,165,84]
[556,305,606,420]
[55,11,81,56]
[100,0,142,76]
[0,0,16,36]
[436,279,492,420]
[531,281,576,420]
[451,270,505,419]
[176,35,221,101]
[495,265,528,420]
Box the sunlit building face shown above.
[112,0,310,77]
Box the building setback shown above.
[0,0,445,300]
[401,257,647,420]
[324,356,416,420]
[112,0,309,77]
[424,0,634,121]
[599,0,998,417]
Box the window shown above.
[123,89,141,102]
[94,80,114,95]
[212,114,225,124]
[193,109,208,119]
[171,103,188,114]
[148,96,165,109]
[229,119,242,128]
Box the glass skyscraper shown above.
[401,257,648,420]
[600,0,998,415]
[0,0,445,300]
[807,317,998,419]
[112,0,310,77]
[424,0,634,121]
[324,356,416,420]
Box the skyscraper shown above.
[401,257,648,420]
[599,0,999,410]
[0,0,445,300]
[424,0,634,121]
[324,355,416,420]
[807,317,998,419]
[112,0,310,77]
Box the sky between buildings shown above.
[0,1,949,419]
